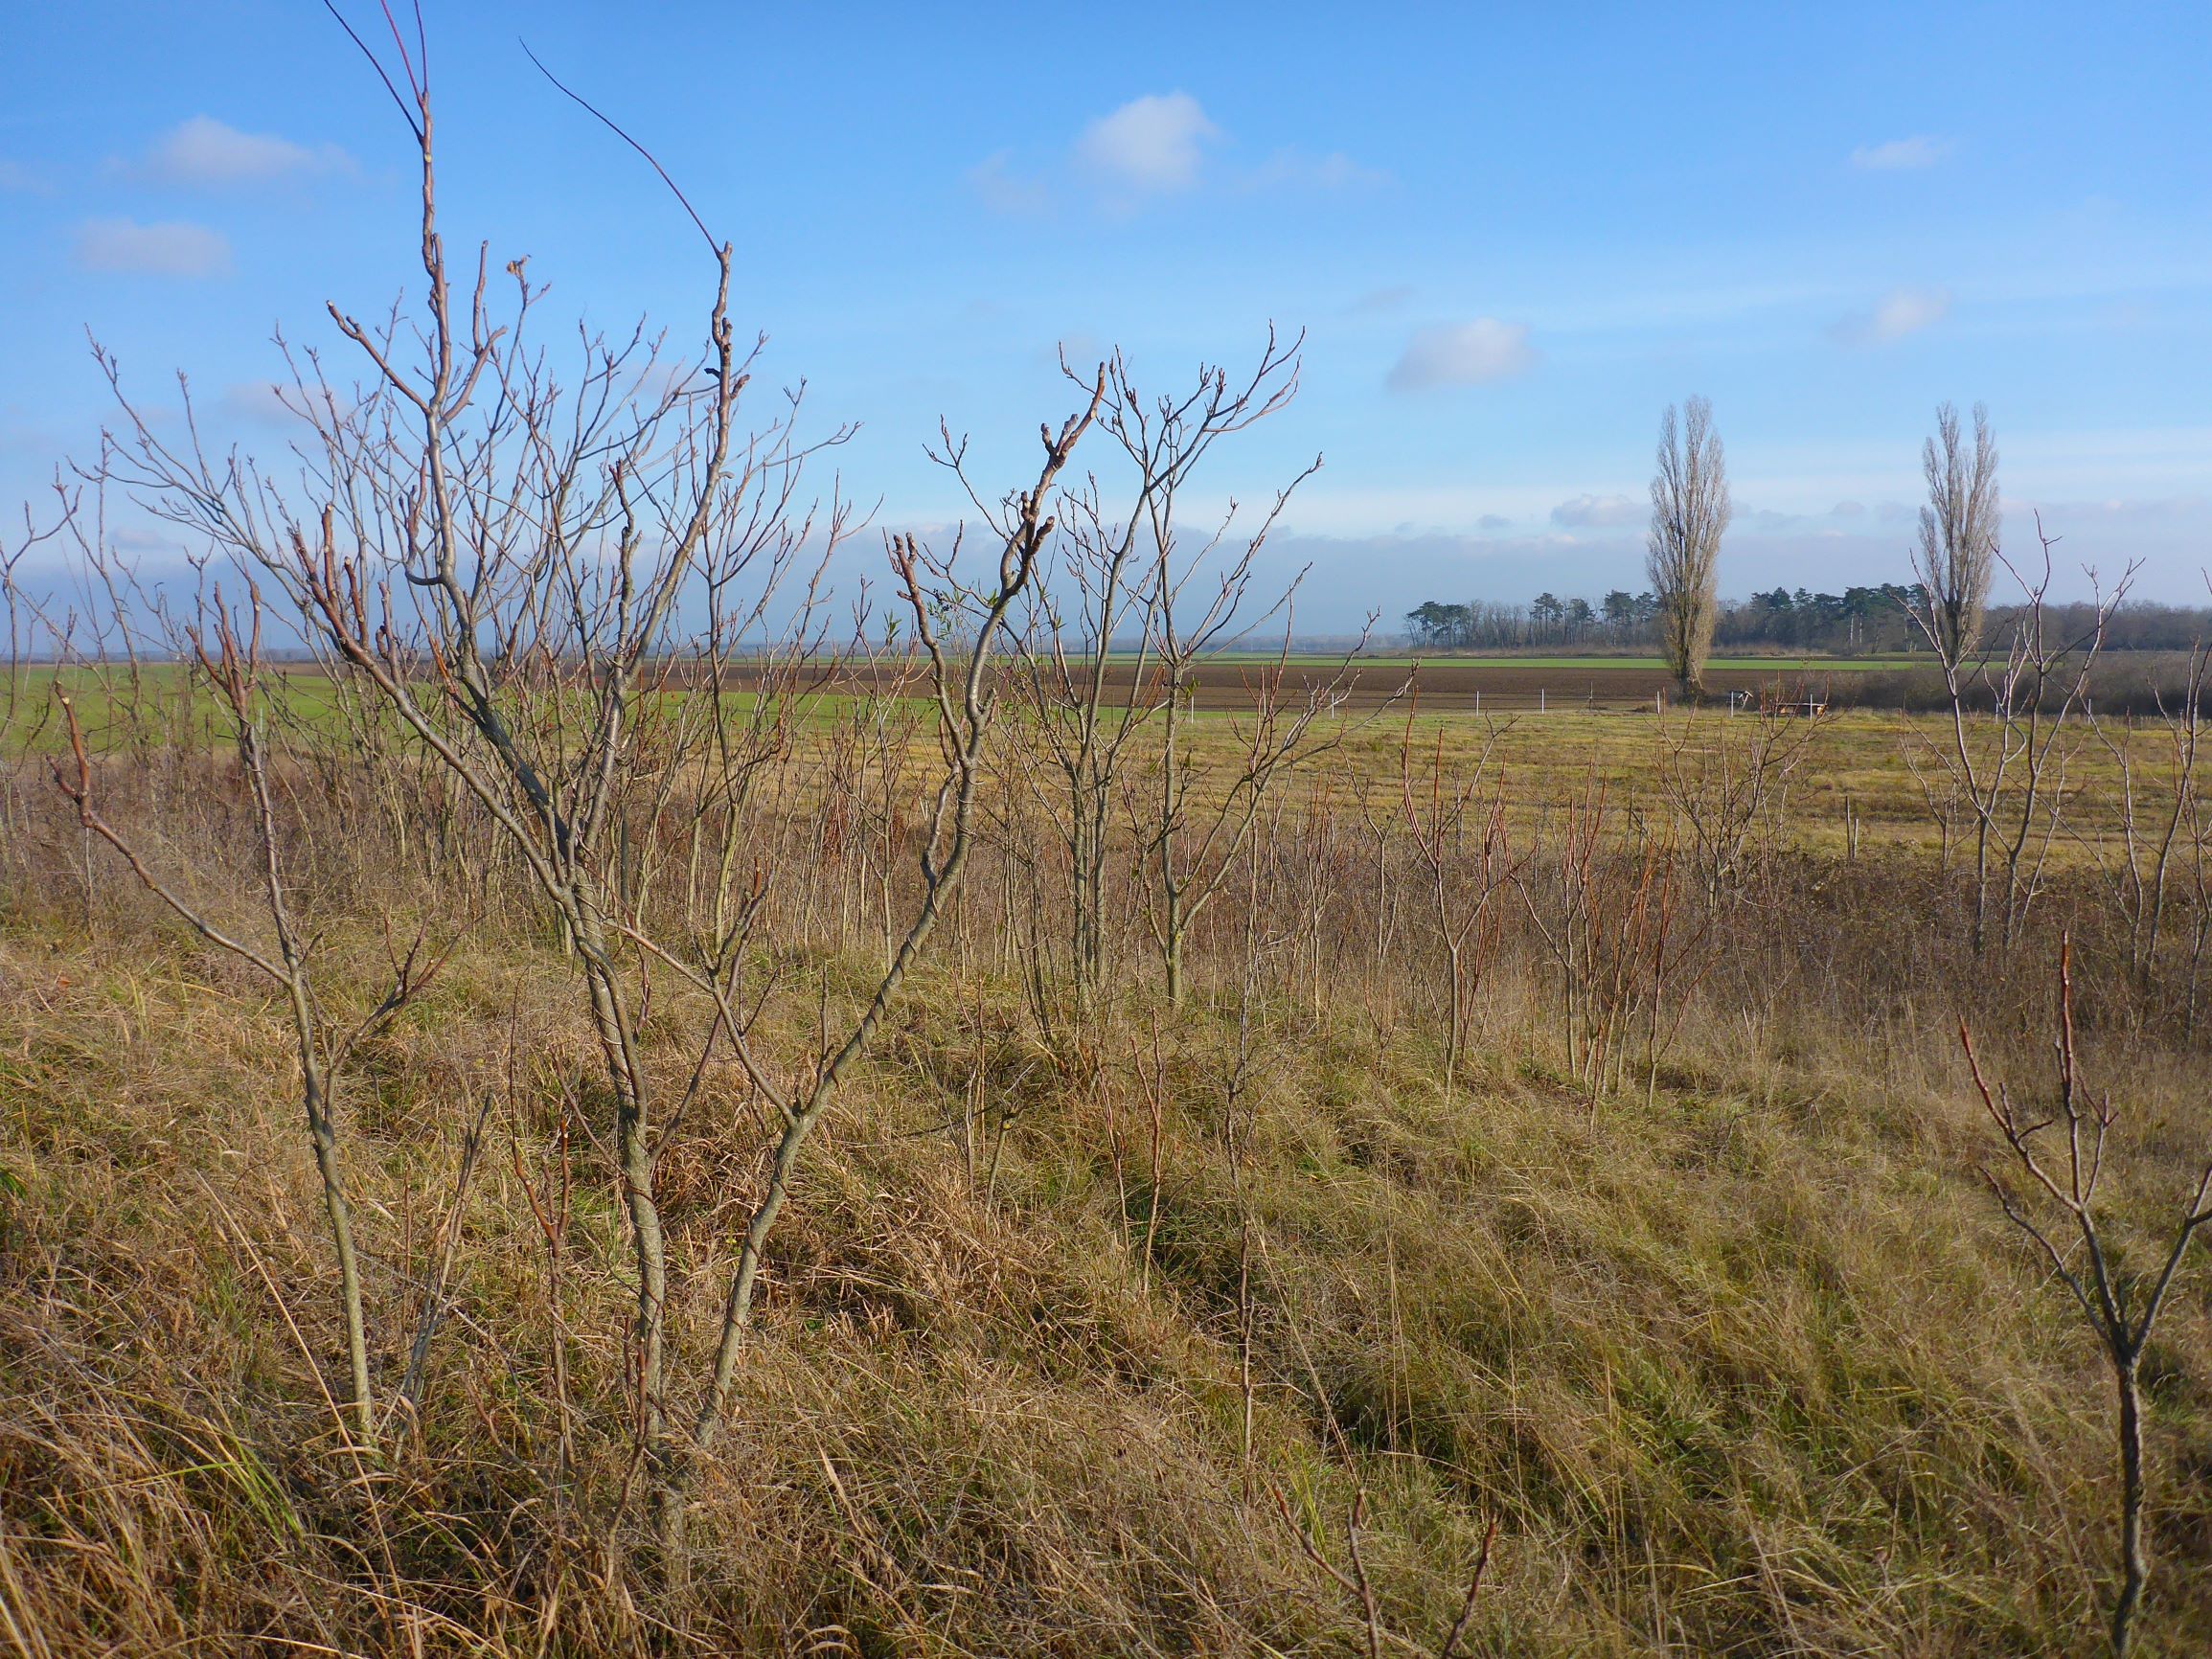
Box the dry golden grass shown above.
[1,706,2208,1656]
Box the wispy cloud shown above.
[1551,492,1641,529]
[1345,284,1415,316]
[1387,319,1538,391]
[1849,135,1949,171]
[0,158,50,194]
[73,217,232,278]
[1245,148,1391,192]
[1830,285,1951,346]
[129,116,353,188]
[967,150,1050,216]
[1077,92,1218,196]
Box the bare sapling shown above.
[1008,354,1185,1011]
[1516,773,1705,1110]
[10,472,203,923]
[1087,333,1388,1004]
[43,459,164,763]
[1516,776,1606,1096]
[673,389,1101,1468]
[1288,781,1352,1017]
[1960,939,2212,1658]
[1355,774,1406,987]
[1397,709,1513,1093]
[1135,610,1381,1006]
[84,19,855,1523]
[2086,625,2208,997]
[1624,820,1710,1112]
[977,717,1065,1039]
[1656,696,1821,904]
[1,500,68,775]
[1221,840,1284,1490]
[1909,522,2134,951]
[51,594,454,1447]
[1272,1485,1498,1659]
[1014,331,1394,1015]
[2181,712,2212,1034]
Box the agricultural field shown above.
[15,658,2189,864]
[699,648,2194,715]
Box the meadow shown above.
[2,648,2208,1656]
[1,47,2203,1649]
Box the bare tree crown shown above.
[1913,400,2000,668]
[1646,396,1730,698]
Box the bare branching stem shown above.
[1962,938,2212,1656]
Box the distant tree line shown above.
[1403,587,2212,655]
[1403,584,1926,653]
[1403,593,1659,649]
[1716,585,1927,652]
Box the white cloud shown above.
[1830,285,1951,346]
[73,217,231,278]
[1551,492,1642,529]
[1850,135,1949,171]
[1076,93,1218,195]
[1386,319,1538,391]
[134,116,352,188]
[968,150,1050,216]
[977,95,1376,216]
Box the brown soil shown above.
[707,657,1855,713]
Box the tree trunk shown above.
[304,1062,375,1448]
[2111,1350,2147,1658]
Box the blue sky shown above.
[4,1,2208,627]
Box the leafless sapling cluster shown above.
[1905,521,2135,952]
[69,22,1107,1563]
[1396,711,1514,1093]
[51,596,456,1448]
[1009,337,1313,1012]
[1656,697,1823,905]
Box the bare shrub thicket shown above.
[70,27,1107,1559]
[1656,699,1822,904]
[11,574,2212,1648]
[2086,630,2212,1008]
